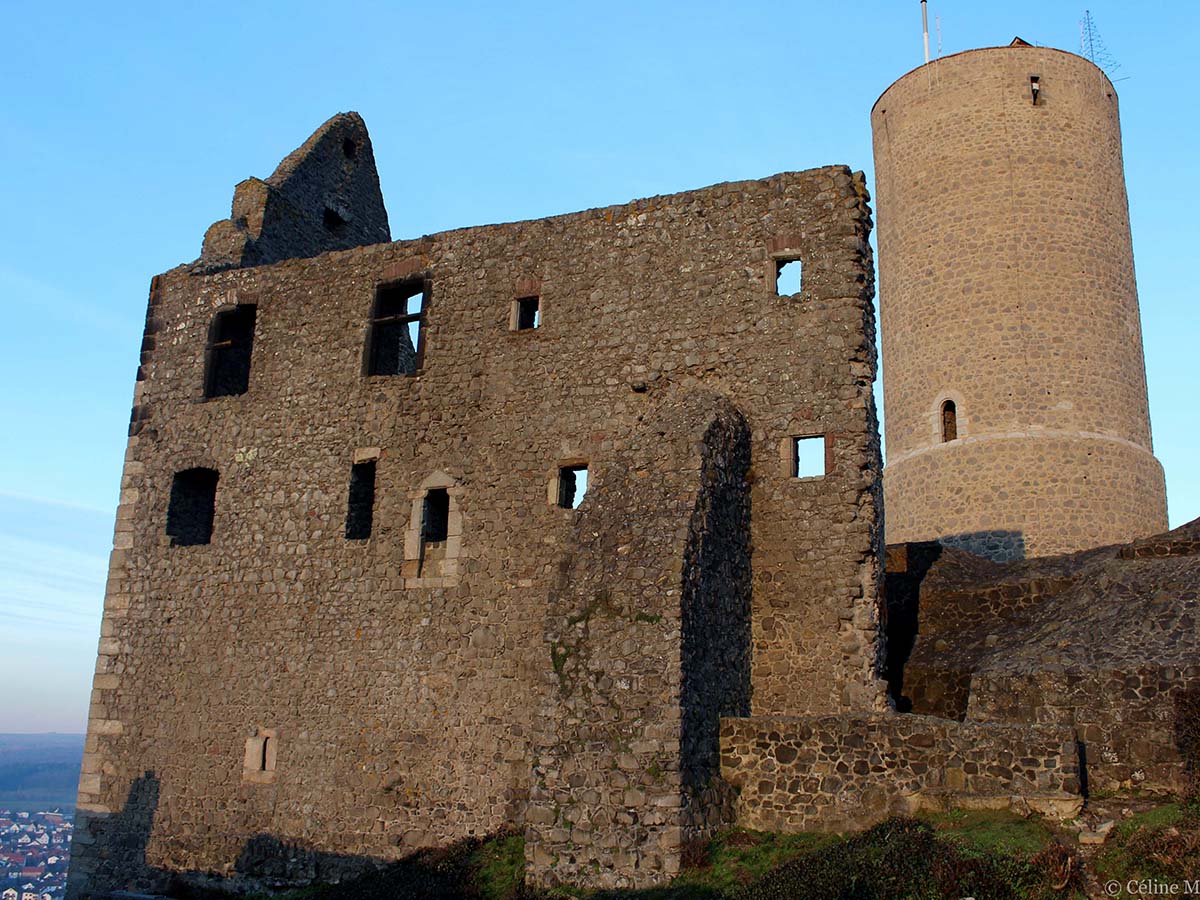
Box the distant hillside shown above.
[0,733,84,807]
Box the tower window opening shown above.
[514,295,540,331]
[203,305,256,399]
[792,436,827,479]
[941,400,958,442]
[422,488,450,543]
[366,279,427,376]
[167,468,219,546]
[557,465,589,509]
[1029,75,1041,106]
[345,460,376,540]
[342,138,358,159]
[775,258,803,296]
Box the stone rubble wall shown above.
[69,162,883,897]
[199,112,391,271]
[720,714,1080,833]
[968,667,1200,795]
[525,393,750,890]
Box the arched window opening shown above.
[941,400,958,443]
[203,305,256,399]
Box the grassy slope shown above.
[252,811,1094,900]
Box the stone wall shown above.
[199,112,391,271]
[873,45,1167,559]
[69,142,884,896]
[720,714,1080,833]
[525,394,750,890]
[969,668,1200,795]
[884,521,1200,797]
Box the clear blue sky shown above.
[1,1,1196,732]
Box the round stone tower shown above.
[871,42,1168,561]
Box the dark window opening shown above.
[792,437,826,479]
[167,468,218,546]
[345,461,376,540]
[204,305,256,399]
[515,296,540,330]
[776,258,802,295]
[557,465,589,509]
[259,736,271,771]
[1030,75,1041,106]
[366,279,427,376]
[323,207,347,235]
[342,138,358,159]
[941,400,958,442]
[422,488,450,543]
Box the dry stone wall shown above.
[69,153,884,896]
[720,714,1079,833]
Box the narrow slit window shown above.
[345,461,376,540]
[941,400,958,442]
[792,437,826,479]
[557,465,589,509]
[515,295,540,330]
[422,488,450,543]
[775,258,803,296]
[366,279,427,376]
[204,305,256,399]
[243,730,277,781]
[167,468,219,546]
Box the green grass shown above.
[1095,800,1200,885]
[470,832,527,900]
[920,808,1058,857]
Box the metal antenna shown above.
[936,14,942,57]
[921,0,931,64]
[1080,10,1128,81]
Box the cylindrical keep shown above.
[872,44,1167,560]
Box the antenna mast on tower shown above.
[921,0,931,63]
[1080,10,1127,81]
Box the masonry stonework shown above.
[67,115,885,896]
[872,44,1168,560]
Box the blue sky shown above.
[1,1,1196,732]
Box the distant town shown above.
[0,809,71,899]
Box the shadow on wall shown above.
[883,542,943,712]
[939,530,1026,563]
[680,412,753,801]
[73,773,425,899]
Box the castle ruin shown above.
[67,41,1197,899]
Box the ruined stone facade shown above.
[67,114,885,896]
[872,43,1168,561]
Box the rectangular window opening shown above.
[167,468,218,546]
[204,305,257,399]
[557,465,589,509]
[422,488,450,543]
[367,280,426,376]
[792,436,826,479]
[345,461,376,540]
[515,295,540,330]
[775,258,803,296]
